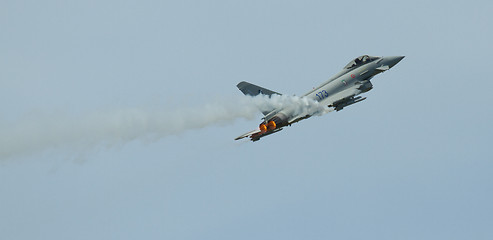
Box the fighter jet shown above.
[235,55,404,141]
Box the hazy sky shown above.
[1,0,492,239]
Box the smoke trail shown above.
[0,95,328,160]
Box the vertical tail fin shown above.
[236,81,281,97]
[236,81,282,116]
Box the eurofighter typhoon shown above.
[235,55,404,141]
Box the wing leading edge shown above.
[234,128,283,142]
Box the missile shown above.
[333,97,367,111]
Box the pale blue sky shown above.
[1,0,492,239]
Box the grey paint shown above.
[236,55,404,141]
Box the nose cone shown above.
[385,56,405,68]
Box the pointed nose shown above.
[385,56,405,68]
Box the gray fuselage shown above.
[266,55,404,127]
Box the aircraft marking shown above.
[315,90,329,100]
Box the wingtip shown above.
[236,81,248,88]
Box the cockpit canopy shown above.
[343,55,379,70]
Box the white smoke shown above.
[0,95,329,160]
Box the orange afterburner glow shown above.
[259,124,267,133]
[267,121,276,130]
